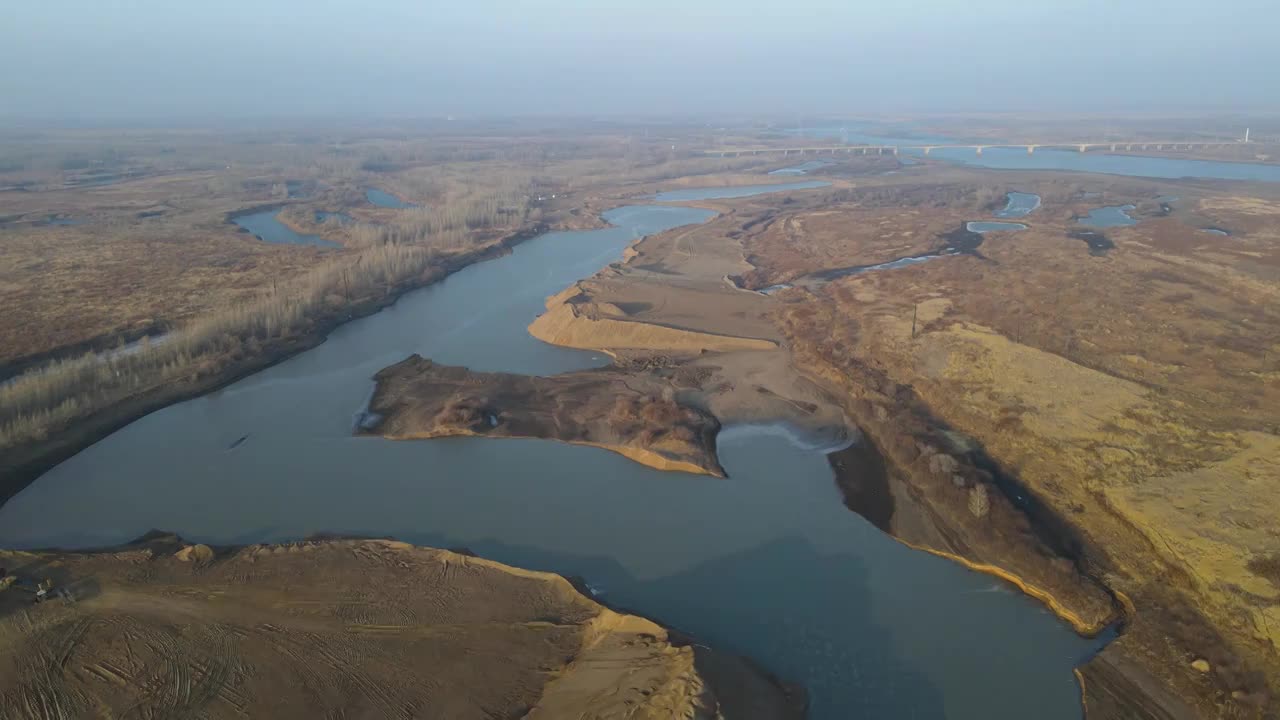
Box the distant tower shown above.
[1245,127,1251,143]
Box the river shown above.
[232,209,339,248]
[792,125,1280,181]
[0,180,1101,719]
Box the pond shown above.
[232,209,340,248]
[1078,205,1137,228]
[366,187,417,209]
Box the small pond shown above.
[1078,205,1137,228]
[232,209,340,248]
[366,188,417,209]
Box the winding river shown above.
[0,180,1102,719]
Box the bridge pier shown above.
[924,147,933,155]
[976,146,983,156]
[1078,144,1088,153]
[1027,145,1035,154]
[1110,144,1116,152]
[892,146,899,156]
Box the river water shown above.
[655,180,830,201]
[232,209,339,248]
[792,125,1280,181]
[366,187,417,208]
[0,181,1102,719]
[921,146,1280,181]
[997,191,1041,218]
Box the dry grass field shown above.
[762,175,1280,718]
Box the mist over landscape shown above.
[1,2,1279,720]
[3,0,1278,122]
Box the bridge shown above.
[703,141,1245,157]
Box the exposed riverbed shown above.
[0,184,1099,719]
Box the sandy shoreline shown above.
[0,532,806,719]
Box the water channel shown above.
[232,209,340,248]
[366,187,417,208]
[792,125,1280,181]
[1,181,1100,719]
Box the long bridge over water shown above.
[704,141,1245,157]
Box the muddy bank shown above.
[0,533,803,719]
[799,357,1121,633]
[362,354,725,476]
[0,225,551,507]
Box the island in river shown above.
[362,354,726,476]
[0,533,804,719]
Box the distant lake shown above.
[366,188,417,209]
[232,209,339,248]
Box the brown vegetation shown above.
[759,176,1280,718]
[522,158,1280,717]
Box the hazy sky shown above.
[3,0,1276,121]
